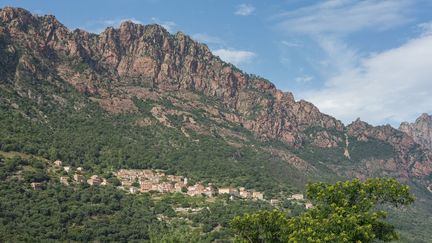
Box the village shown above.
[31,160,312,209]
[114,169,268,201]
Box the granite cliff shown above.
[400,113,432,151]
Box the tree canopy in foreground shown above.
[231,178,415,243]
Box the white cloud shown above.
[213,49,256,65]
[418,21,432,36]
[281,40,301,47]
[235,4,255,16]
[276,0,412,35]
[300,34,432,126]
[150,17,176,32]
[295,75,313,83]
[272,0,414,83]
[315,37,360,76]
[273,0,430,126]
[192,33,224,45]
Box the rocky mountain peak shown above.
[0,6,33,23]
[400,113,432,151]
[419,113,432,121]
[347,118,370,132]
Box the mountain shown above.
[1,7,432,241]
[1,7,431,181]
[1,7,342,144]
[400,113,432,151]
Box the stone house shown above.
[147,177,160,183]
[252,191,264,200]
[270,198,279,206]
[174,182,186,192]
[73,173,86,183]
[129,187,139,194]
[87,175,103,186]
[31,182,43,190]
[289,194,304,200]
[101,178,108,186]
[121,180,133,187]
[187,183,206,196]
[60,176,69,186]
[140,181,153,192]
[140,181,160,192]
[239,187,252,198]
[218,187,239,196]
[54,160,62,167]
[63,166,71,173]
[167,175,183,182]
[305,202,313,209]
[140,183,152,192]
[157,182,174,193]
[202,186,215,197]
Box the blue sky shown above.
[1,0,432,126]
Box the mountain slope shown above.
[1,6,432,185]
[0,7,342,145]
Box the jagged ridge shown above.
[0,6,342,146]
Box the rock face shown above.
[0,7,342,146]
[400,113,432,151]
[347,118,432,178]
[0,7,431,182]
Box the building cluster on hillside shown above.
[115,169,218,196]
[30,160,109,190]
[115,169,188,194]
[114,169,266,200]
[218,187,264,200]
[38,161,313,209]
[186,183,214,197]
[71,168,108,186]
[287,193,314,209]
[113,169,314,208]
[54,160,108,186]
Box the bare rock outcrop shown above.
[347,118,432,178]
[400,113,432,151]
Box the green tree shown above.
[231,210,289,243]
[231,178,414,243]
[48,146,59,160]
[149,224,206,243]
[131,181,140,187]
